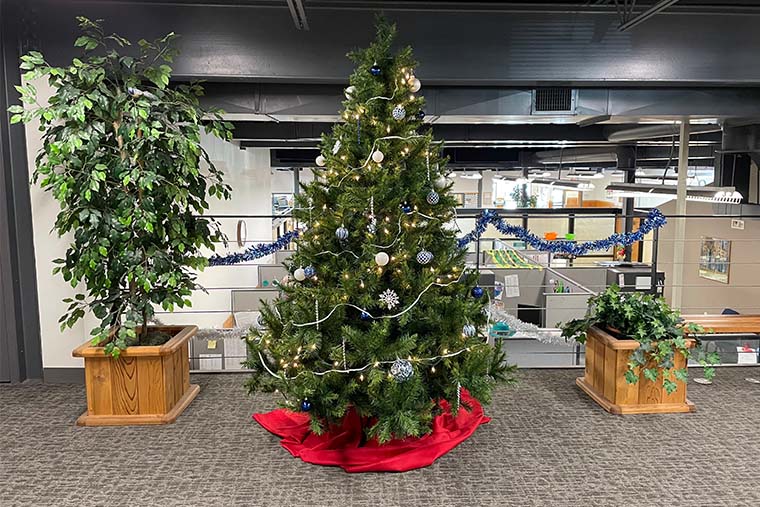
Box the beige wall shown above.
[658,201,760,314]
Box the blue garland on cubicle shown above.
[206,209,666,266]
[456,208,666,256]
[208,230,300,266]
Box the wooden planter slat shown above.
[72,325,199,426]
[576,326,695,414]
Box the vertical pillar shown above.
[0,0,43,382]
[292,166,300,195]
[671,121,690,310]
[616,146,636,261]
[476,170,483,208]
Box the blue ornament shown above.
[335,226,349,240]
[426,190,440,205]
[416,250,433,265]
[300,399,312,412]
[360,311,371,321]
[416,110,426,120]
[400,202,413,214]
[471,286,484,298]
[304,265,316,278]
[370,63,382,76]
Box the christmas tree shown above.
[245,18,515,443]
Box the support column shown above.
[671,121,690,310]
[0,0,43,382]
[616,146,636,261]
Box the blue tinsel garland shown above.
[206,209,666,265]
[456,208,666,256]
[207,230,300,266]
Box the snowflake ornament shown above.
[379,289,400,310]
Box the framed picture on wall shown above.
[699,237,731,284]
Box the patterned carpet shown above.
[2,368,760,507]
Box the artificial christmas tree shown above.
[245,19,515,462]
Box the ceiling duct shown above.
[607,124,721,143]
[534,147,617,165]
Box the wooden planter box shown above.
[576,325,695,414]
[72,325,199,426]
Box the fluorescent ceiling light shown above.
[606,183,742,204]
[501,174,594,191]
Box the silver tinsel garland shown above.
[487,304,573,346]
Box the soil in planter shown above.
[134,330,173,346]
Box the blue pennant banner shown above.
[207,209,666,266]
[208,230,300,266]
[457,208,666,256]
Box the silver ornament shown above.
[294,268,306,281]
[416,250,433,265]
[426,190,440,205]
[434,175,448,189]
[335,226,349,240]
[332,140,341,155]
[463,324,477,337]
[344,85,356,99]
[392,105,406,120]
[390,359,414,382]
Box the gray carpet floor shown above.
[2,368,760,507]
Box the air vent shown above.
[532,88,576,114]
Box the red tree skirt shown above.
[253,391,489,473]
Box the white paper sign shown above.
[504,274,520,298]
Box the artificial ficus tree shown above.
[10,17,233,356]
[244,19,515,443]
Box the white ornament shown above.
[315,155,326,167]
[379,289,400,310]
[372,150,384,163]
[392,105,406,120]
[335,226,349,240]
[416,250,433,265]
[375,252,390,266]
[390,359,414,382]
[344,85,356,99]
[426,190,440,205]
[434,175,449,189]
[332,140,341,155]
[294,268,306,281]
[410,77,421,93]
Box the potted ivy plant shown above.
[561,285,719,414]
[10,17,232,425]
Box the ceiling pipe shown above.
[618,0,680,32]
[607,124,721,143]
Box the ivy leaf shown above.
[673,368,689,382]
[663,379,677,394]
[643,368,658,382]
[624,369,639,384]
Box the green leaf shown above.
[663,379,677,394]
[624,369,639,384]
[643,368,658,382]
